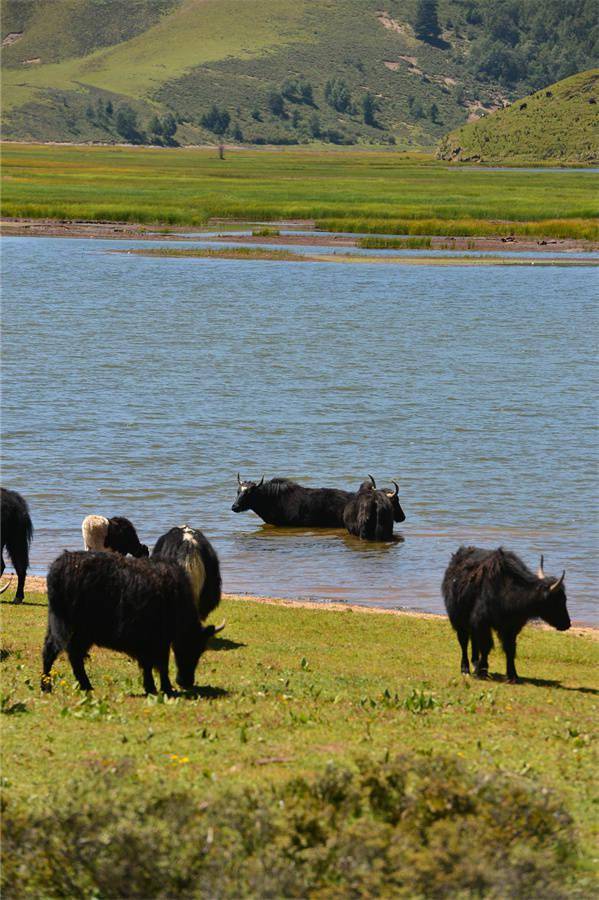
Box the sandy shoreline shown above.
[12,575,597,638]
[1,218,597,254]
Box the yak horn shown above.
[237,472,242,485]
[392,480,399,496]
[213,619,226,634]
[549,570,565,592]
[537,554,545,579]
[0,576,13,595]
[367,474,377,488]
[258,476,264,487]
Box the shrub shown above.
[2,753,578,898]
[324,78,352,113]
[200,105,230,135]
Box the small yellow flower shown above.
[179,757,189,764]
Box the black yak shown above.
[152,525,221,621]
[42,551,224,694]
[343,477,395,541]
[232,475,356,527]
[442,546,570,683]
[1,487,33,603]
[82,515,148,557]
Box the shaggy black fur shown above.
[343,480,395,541]
[42,551,218,694]
[1,487,33,603]
[232,477,355,527]
[152,526,221,621]
[442,546,570,682]
[105,516,148,557]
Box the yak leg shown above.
[457,625,470,674]
[500,632,519,684]
[473,626,492,679]
[141,661,157,695]
[157,651,174,695]
[0,551,5,576]
[67,643,93,691]
[6,536,28,603]
[14,565,26,604]
[470,633,479,666]
[41,630,62,692]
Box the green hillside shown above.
[437,70,599,165]
[1,0,597,148]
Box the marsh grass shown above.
[123,247,305,261]
[2,145,597,240]
[1,589,597,892]
[358,236,433,249]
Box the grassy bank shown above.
[2,144,597,240]
[121,246,599,266]
[2,590,597,895]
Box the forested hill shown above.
[2,0,597,149]
[437,70,599,165]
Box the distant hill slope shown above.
[437,71,599,165]
[1,0,597,149]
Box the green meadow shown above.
[2,143,597,240]
[2,590,597,895]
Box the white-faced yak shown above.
[42,551,224,694]
[1,487,33,603]
[152,525,221,622]
[442,546,570,683]
[81,514,148,557]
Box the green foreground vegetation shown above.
[2,144,598,240]
[2,591,597,896]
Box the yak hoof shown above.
[506,676,520,685]
[475,669,489,680]
[12,597,24,605]
[41,676,52,693]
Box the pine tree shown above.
[415,0,441,43]
[362,92,377,127]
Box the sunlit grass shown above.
[2,589,597,870]
[2,144,597,239]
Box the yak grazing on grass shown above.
[442,546,570,683]
[343,477,395,541]
[1,487,33,603]
[152,525,221,621]
[42,551,224,695]
[82,515,148,557]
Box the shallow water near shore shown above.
[2,235,597,622]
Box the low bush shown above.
[2,752,578,898]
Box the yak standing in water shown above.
[82,515,148,557]
[232,475,355,527]
[152,525,221,622]
[442,546,570,683]
[42,551,223,694]
[343,477,395,541]
[1,487,33,603]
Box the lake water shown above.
[2,235,597,622]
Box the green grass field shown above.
[2,143,598,239]
[2,589,597,895]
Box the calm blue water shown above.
[2,235,597,622]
